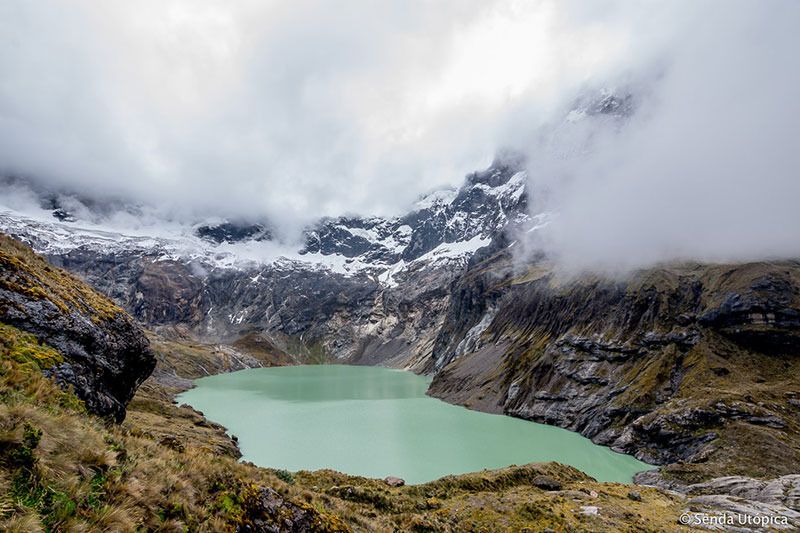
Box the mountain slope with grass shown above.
[0,322,350,532]
[1,322,708,532]
[6,322,798,532]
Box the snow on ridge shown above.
[0,202,505,287]
[341,221,411,253]
[343,225,381,242]
[413,234,492,264]
[279,251,381,277]
[0,209,293,270]
[0,208,394,278]
[413,187,458,211]
[378,234,492,288]
[495,171,527,202]
[469,171,527,200]
[377,259,406,288]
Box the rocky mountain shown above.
[0,146,536,373]
[2,89,800,508]
[301,154,528,265]
[3,232,799,532]
[0,234,155,421]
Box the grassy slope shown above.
[638,331,800,483]
[0,323,701,532]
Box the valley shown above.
[3,142,800,529]
[2,3,798,530]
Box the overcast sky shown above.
[1,1,798,266]
[526,0,800,270]
[0,1,658,222]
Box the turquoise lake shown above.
[177,365,650,484]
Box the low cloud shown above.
[0,1,576,226]
[523,1,800,270]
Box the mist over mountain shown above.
[1,0,798,268]
[524,2,800,271]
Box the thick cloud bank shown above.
[0,0,621,227]
[527,1,800,270]
[1,1,798,267]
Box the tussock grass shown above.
[0,323,347,531]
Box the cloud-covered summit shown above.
[524,1,800,270]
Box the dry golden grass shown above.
[0,328,349,531]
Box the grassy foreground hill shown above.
[7,233,800,531]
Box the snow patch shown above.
[413,188,458,211]
[412,234,492,265]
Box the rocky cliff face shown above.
[428,251,800,481]
[0,92,634,367]
[4,154,800,486]
[0,233,155,421]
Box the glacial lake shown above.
[177,365,650,484]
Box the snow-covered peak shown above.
[0,153,537,287]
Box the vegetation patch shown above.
[0,234,122,321]
[0,324,62,370]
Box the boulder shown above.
[532,475,562,491]
[384,476,405,487]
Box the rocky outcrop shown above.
[631,474,800,532]
[698,272,800,353]
[0,233,155,421]
[686,475,800,510]
[196,221,273,244]
[238,486,348,533]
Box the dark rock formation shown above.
[0,234,155,421]
[196,221,273,244]
[532,475,562,491]
[238,486,348,533]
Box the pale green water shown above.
[177,365,650,484]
